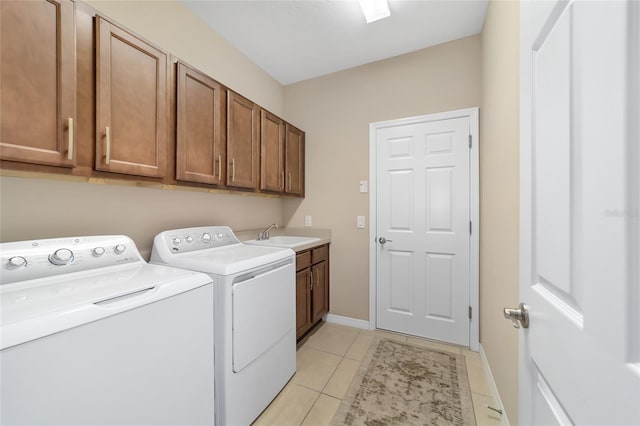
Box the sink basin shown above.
[244,236,321,248]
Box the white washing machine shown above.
[151,226,296,426]
[0,235,215,426]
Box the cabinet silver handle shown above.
[105,126,111,165]
[281,171,284,190]
[288,172,292,191]
[67,117,74,160]
[217,155,222,180]
[231,158,236,182]
[310,271,313,291]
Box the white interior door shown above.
[519,0,640,424]
[375,114,472,346]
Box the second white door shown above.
[375,114,472,346]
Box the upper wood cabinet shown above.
[227,91,259,189]
[260,110,285,192]
[176,62,226,186]
[285,124,305,196]
[95,17,168,178]
[0,0,76,167]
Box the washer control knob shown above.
[216,233,223,240]
[49,248,74,266]
[201,233,212,243]
[8,256,27,269]
[185,236,194,244]
[114,244,126,255]
[92,247,106,257]
[172,237,181,246]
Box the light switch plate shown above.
[359,180,368,193]
[357,216,366,229]
[304,216,312,227]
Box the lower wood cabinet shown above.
[296,244,330,340]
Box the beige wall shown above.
[0,176,282,259]
[0,0,285,255]
[85,0,284,115]
[480,1,520,423]
[283,36,482,320]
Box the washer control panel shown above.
[152,226,239,255]
[0,236,143,285]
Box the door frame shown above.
[368,107,480,351]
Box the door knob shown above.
[378,237,393,244]
[503,303,529,328]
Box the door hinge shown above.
[468,134,472,149]
[469,221,472,235]
[469,306,472,319]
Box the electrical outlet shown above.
[357,216,366,229]
[359,180,368,193]
[304,216,312,227]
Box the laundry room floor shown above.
[252,322,503,426]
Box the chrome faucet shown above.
[258,223,278,240]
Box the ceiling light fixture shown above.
[359,0,391,24]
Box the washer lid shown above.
[0,263,212,350]
[153,243,295,275]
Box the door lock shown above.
[378,237,393,245]
[503,303,529,328]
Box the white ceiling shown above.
[181,0,489,85]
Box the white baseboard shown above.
[479,343,511,426]
[325,313,370,330]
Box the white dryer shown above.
[0,235,215,425]
[151,226,296,426]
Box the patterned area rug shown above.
[331,337,476,426]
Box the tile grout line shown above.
[298,388,322,426]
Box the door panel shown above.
[176,63,225,185]
[96,17,168,177]
[227,91,259,189]
[260,110,285,192]
[426,167,454,232]
[296,268,311,337]
[389,170,413,230]
[425,253,453,319]
[285,124,304,196]
[520,1,640,424]
[232,262,294,373]
[311,261,328,323]
[376,116,470,346]
[388,251,413,314]
[0,0,76,167]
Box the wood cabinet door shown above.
[285,124,305,196]
[311,260,329,323]
[227,91,259,189]
[0,0,76,167]
[296,268,312,338]
[95,17,168,178]
[176,63,226,185]
[259,110,285,192]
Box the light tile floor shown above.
[253,322,503,426]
